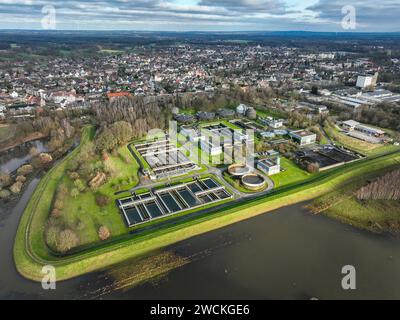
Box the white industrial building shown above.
[289,130,317,146]
[258,157,281,176]
[262,117,284,129]
[356,73,378,89]
[342,120,385,137]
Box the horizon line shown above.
[0,29,400,34]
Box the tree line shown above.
[356,169,400,201]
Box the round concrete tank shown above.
[241,173,267,191]
[228,164,252,177]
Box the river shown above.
[1,174,400,300]
[0,140,48,174]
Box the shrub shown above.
[54,199,64,210]
[69,172,80,181]
[55,183,69,199]
[15,175,27,183]
[10,181,23,194]
[29,146,39,156]
[70,188,80,198]
[56,229,80,253]
[95,194,111,207]
[17,164,33,176]
[74,179,86,192]
[0,189,11,199]
[0,172,12,188]
[39,153,53,165]
[98,226,111,241]
[45,225,61,251]
[51,208,62,217]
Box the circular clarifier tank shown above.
[241,173,267,191]
[228,164,253,177]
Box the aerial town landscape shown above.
[0,0,400,305]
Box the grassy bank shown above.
[324,198,400,233]
[14,131,400,281]
[310,171,400,233]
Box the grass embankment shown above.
[324,123,400,157]
[310,170,400,233]
[14,129,400,281]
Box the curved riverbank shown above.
[14,129,400,281]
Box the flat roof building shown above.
[356,73,378,89]
[262,117,284,129]
[258,157,281,176]
[289,130,317,146]
[342,120,385,137]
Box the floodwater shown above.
[1,170,400,299]
[0,140,48,174]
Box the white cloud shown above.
[0,0,397,31]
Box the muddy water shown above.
[0,140,47,174]
[107,206,400,300]
[1,174,400,299]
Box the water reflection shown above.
[0,140,48,174]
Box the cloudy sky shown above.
[0,0,398,31]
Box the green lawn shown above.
[256,108,288,119]
[270,157,312,188]
[60,145,140,246]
